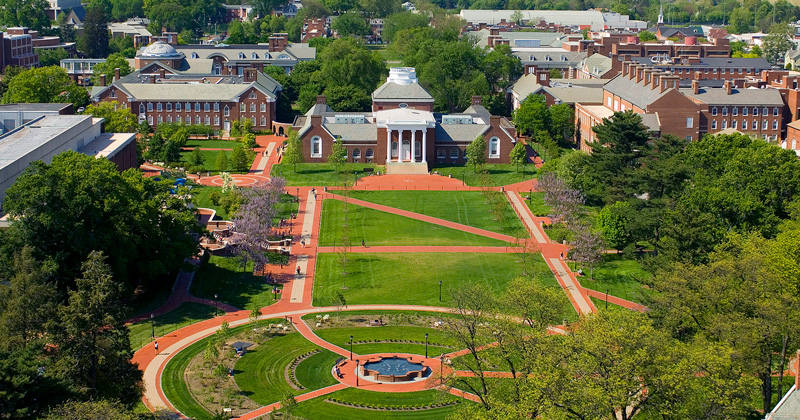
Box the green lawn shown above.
[293,388,464,420]
[127,303,216,351]
[186,139,240,149]
[525,192,551,217]
[314,326,457,357]
[271,163,383,186]
[191,255,283,310]
[235,333,338,404]
[318,200,511,247]
[190,183,227,218]
[180,149,255,174]
[312,252,565,309]
[347,191,525,236]
[433,164,535,187]
[574,254,653,304]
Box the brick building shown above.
[293,67,517,173]
[0,29,39,70]
[90,65,282,133]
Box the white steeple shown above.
[658,3,664,24]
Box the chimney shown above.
[641,67,652,85]
[490,115,500,127]
[99,74,106,87]
[724,79,732,95]
[310,114,323,126]
[114,67,121,81]
[243,68,257,83]
[525,64,537,75]
[490,27,499,36]
[692,79,699,94]
[651,71,661,90]
[536,69,550,87]
[471,95,482,105]
[622,60,631,77]
[316,95,326,104]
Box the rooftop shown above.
[0,115,91,172]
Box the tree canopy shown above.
[1,66,89,110]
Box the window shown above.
[238,53,245,59]
[742,120,747,130]
[195,116,200,125]
[753,107,759,116]
[252,52,258,59]
[722,107,728,116]
[191,52,198,59]
[686,117,693,128]
[686,135,692,140]
[607,97,612,107]
[711,120,717,130]
[311,136,322,157]
[224,106,230,117]
[763,107,768,115]
[204,116,210,125]
[259,116,265,126]
[240,103,246,112]
[147,103,153,112]
[167,115,172,123]
[773,120,778,130]
[157,103,162,112]
[139,104,145,114]
[166,103,172,112]
[489,137,500,158]
[732,107,737,116]
[774,107,780,116]
[186,114,191,122]
[391,141,398,157]
[251,117,256,125]
[763,120,768,130]
[722,120,727,129]
[415,141,421,157]
[176,115,182,123]
[249,91,256,99]
[450,148,459,161]
[250,103,256,113]
[204,103,210,112]
[176,102,181,112]
[731,120,737,129]
[157,116,162,123]
[352,148,361,160]
[753,119,757,129]
[214,116,220,126]
[437,149,445,160]
[614,99,619,111]
[743,107,748,116]
[214,103,220,112]
[260,103,266,113]
[185,102,191,111]
[712,107,717,116]
[147,115,153,124]
[194,103,200,112]
[738,68,743,74]
[110,90,116,98]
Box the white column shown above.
[398,129,404,162]
[411,130,416,163]
[386,128,391,164]
[422,129,427,163]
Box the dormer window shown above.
[191,52,198,59]
[238,53,245,59]
[249,91,256,99]
[264,53,270,59]
[252,52,258,59]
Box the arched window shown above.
[311,136,322,157]
[489,137,500,158]
[365,148,374,160]
[213,63,221,75]
[437,149,446,160]
[191,52,198,59]
[264,53,270,59]
[450,148,459,161]
[414,141,421,157]
[139,103,145,114]
[224,106,230,116]
[391,141,398,157]
[252,52,258,59]
[238,53,245,59]
[353,148,361,160]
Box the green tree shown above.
[381,11,429,43]
[83,101,137,133]
[251,0,284,18]
[188,147,205,167]
[728,7,752,34]
[91,53,132,86]
[41,400,142,420]
[327,138,347,172]
[331,12,370,37]
[54,251,141,403]
[509,141,527,172]
[513,94,549,137]
[638,30,656,42]
[549,103,574,143]
[2,66,88,110]
[482,44,522,93]
[230,145,249,172]
[418,40,489,113]
[282,129,304,172]
[82,5,110,58]
[319,37,384,94]
[0,0,50,31]
[358,0,401,17]
[324,84,372,112]
[763,23,794,65]
[2,151,202,292]
[37,48,69,67]
[215,150,229,172]
[465,135,487,172]
[596,201,631,250]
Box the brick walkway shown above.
[130,170,646,418]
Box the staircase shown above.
[385,162,429,175]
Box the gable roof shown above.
[767,385,800,420]
[678,86,784,106]
[372,80,434,102]
[604,74,671,109]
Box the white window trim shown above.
[311,136,322,158]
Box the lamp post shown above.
[605,289,609,310]
[150,313,155,339]
[355,360,359,387]
[438,280,442,302]
[440,354,445,385]
[349,335,353,360]
[425,333,429,358]
[296,188,300,202]
[529,188,532,202]
[462,171,465,186]
[214,294,219,316]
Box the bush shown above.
[212,364,228,378]
[209,190,222,206]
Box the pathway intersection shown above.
[132,135,636,418]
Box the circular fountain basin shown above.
[361,356,428,382]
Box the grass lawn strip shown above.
[574,254,652,304]
[433,164,535,187]
[186,139,240,149]
[347,191,525,236]
[271,163,381,186]
[318,200,512,247]
[191,255,283,310]
[314,326,457,358]
[294,388,466,420]
[313,253,574,321]
[127,303,215,351]
[179,149,255,174]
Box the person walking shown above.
[362,239,365,247]
[154,341,159,354]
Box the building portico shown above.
[377,108,435,164]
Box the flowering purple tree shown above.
[538,173,584,224]
[569,221,604,279]
[232,177,285,268]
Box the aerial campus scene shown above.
[3,0,800,419]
